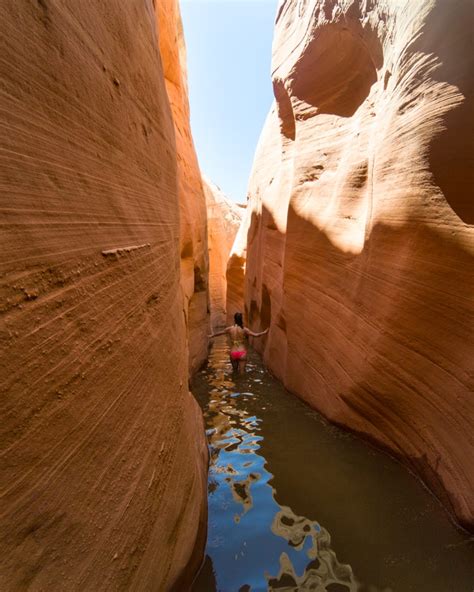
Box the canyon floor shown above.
[191,338,474,592]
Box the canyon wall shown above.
[226,205,251,326]
[243,0,474,529]
[0,1,207,589]
[204,177,243,329]
[157,1,210,375]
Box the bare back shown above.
[228,325,246,352]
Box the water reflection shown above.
[192,338,473,592]
[269,508,357,590]
[193,338,361,592]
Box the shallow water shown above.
[191,338,473,592]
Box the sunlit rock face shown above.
[157,0,210,375]
[0,1,207,589]
[245,0,474,529]
[204,177,244,329]
[226,205,251,325]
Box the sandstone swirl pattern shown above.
[242,0,474,529]
[1,1,207,589]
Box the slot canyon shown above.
[0,1,472,591]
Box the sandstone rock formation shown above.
[0,1,207,589]
[226,206,251,326]
[203,176,243,330]
[243,0,474,530]
[157,1,210,375]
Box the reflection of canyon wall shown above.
[157,0,210,374]
[243,0,474,529]
[0,2,207,589]
[269,507,357,591]
[204,177,243,329]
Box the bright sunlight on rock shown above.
[241,0,474,531]
[1,0,473,590]
[1,1,207,589]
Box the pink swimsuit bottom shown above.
[230,350,246,360]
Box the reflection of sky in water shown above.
[193,339,474,592]
[198,340,358,592]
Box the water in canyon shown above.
[191,337,473,592]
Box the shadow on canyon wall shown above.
[244,203,473,532]
[418,0,474,224]
[254,371,474,591]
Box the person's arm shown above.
[208,327,230,338]
[244,327,269,338]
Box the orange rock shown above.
[157,0,210,375]
[204,176,244,329]
[243,0,474,530]
[0,1,207,589]
[226,204,251,326]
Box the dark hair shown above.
[234,312,243,328]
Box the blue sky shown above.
[180,0,278,203]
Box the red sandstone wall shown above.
[0,1,207,589]
[243,0,474,530]
[204,176,243,330]
[157,0,210,375]
[226,206,251,326]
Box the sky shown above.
[180,0,278,203]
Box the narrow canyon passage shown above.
[1,0,473,588]
[191,338,473,592]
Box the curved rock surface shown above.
[204,176,243,330]
[0,1,207,589]
[157,0,210,375]
[243,0,474,529]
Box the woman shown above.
[209,312,269,373]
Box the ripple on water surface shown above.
[192,338,474,592]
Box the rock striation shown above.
[203,176,244,330]
[157,0,210,375]
[0,1,207,589]
[243,0,474,530]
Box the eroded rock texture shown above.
[0,1,207,589]
[204,176,244,329]
[244,0,474,529]
[157,0,210,375]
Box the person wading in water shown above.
[208,312,269,373]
